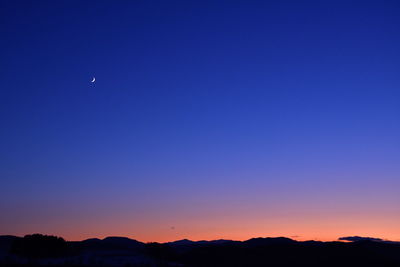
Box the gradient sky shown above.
[1,0,399,242]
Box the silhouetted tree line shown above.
[10,234,72,258]
[2,234,400,266]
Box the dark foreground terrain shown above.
[1,234,400,267]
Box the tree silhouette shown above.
[11,234,69,258]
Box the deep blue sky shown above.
[1,0,399,241]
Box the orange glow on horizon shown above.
[6,212,400,243]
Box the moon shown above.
[91,77,96,83]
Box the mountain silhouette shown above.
[243,236,297,247]
[1,234,400,266]
[80,236,144,251]
[339,236,400,244]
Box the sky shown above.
[1,0,399,242]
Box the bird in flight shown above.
[91,77,96,83]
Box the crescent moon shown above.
[91,77,96,83]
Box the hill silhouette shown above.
[0,234,400,266]
[339,235,400,244]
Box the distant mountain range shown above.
[1,234,399,266]
[339,235,400,244]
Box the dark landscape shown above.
[1,234,400,267]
